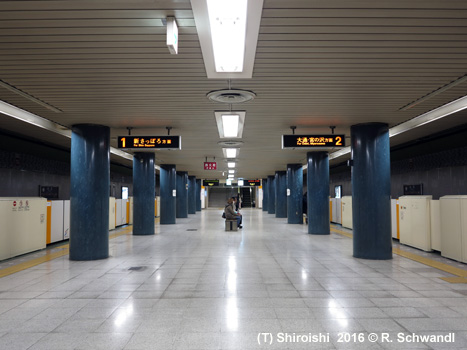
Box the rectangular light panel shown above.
[215,111,246,138]
[190,0,264,79]
[223,148,239,158]
[207,0,247,72]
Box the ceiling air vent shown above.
[218,140,244,147]
[207,89,256,104]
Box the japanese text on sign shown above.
[204,162,217,170]
[117,136,181,149]
[282,134,345,149]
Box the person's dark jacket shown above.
[224,203,239,219]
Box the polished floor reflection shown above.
[1,208,467,349]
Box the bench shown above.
[225,219,238,231]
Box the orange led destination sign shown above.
[118,136,181,150]
[245,180,261,187]
[282,134,345,149]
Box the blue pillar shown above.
[160,164,176,224]
[262,178,268,212]
[351,123,392,260]
[188,176,196,214]
[133,153,155,235]
[70,124,109,260]
[267,175,276,214]
[287,164,303,224]
[196,179,202,211]
[307,152,330,235]
[176,171,188,218]
[275,171,287,218]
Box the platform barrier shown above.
[0,197,47,260]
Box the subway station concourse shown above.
[1,1,467,349]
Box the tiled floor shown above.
[1,208,467,349]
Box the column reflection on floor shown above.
[0,208,467,350]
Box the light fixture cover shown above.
[190,0,264,79]
[215,111,246,138]
[206,0,247,72]
[222,114,240,137]
[228,162,235,168]
[223,148,239,158]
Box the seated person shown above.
[224,198,242,228]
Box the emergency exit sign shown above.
[204,162,217,170]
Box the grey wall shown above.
[0,149,133,199]
[208,187,237,208]
[329,146,467,200]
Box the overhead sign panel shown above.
[282,134,345,149]
[118,136,181,150]
[204,162,217,170]
[203,179,219,186]
[244,180,261,187]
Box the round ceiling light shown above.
[218,140,244,147]
[207,89,256,104]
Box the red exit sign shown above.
[204,162,217,170]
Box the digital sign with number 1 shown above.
[118,136,181,150]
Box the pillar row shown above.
[70,124,110,260]
[351,123,392,260]
[275,171,287,218]
[307,152,330,235]
[267,175,276,214]
[133,152,155,235]
[160,164,176,224]
[287,164,303,224]
[262,178,268,212]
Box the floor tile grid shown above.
[0,209,466,348]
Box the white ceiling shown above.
[0,0,466,179]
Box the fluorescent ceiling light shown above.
[0,99,133,162]
[207,0,247,73]
[222,114,239,137]
[228,169,235,174]
[223,148,239,158]
[215,111,245,138]
[228,174,234,178]
[389,94,467,138]
[228,162,235,168]
[329,94,467,161]
[190,0,264,79]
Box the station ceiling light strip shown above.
[191,0,263,79]
[399,74,467,111]
[0,100,133,161]
[0,80,62,113]
[329,94,467,161]
[215,111,245,138]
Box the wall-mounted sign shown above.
[39,185,59,199]
[204,162,217,170]
[403,184,423,195]
[118,136,181,150]
[244,180,261,187]
[203,179,219,186]
[166,17,178,55]
[282,134,345,149]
